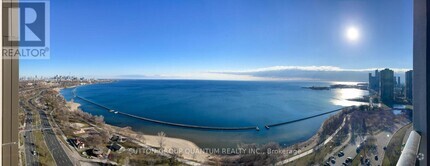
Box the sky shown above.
[20,0,413,81]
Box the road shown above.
[23,109,39,166]
[332,136,365,166]
[38,110,74,166]
[323,121,352,163]
[372,123,408,166]
[276,117,347,165]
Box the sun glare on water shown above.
[331,88,368,106]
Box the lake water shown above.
[61,80,368,148]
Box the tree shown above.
[94,115,104,124]
[157,131,166,151]
[223,142,282,165]
[86,134,103,146]
[361,118,367,136]
[99,130,111,144]
[359,105,368,111]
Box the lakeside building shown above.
[394,77,397,86]
[379,68,394,104]
[397,77,401,86]
[368,70,380,93]
[405,70,413,102]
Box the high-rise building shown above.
[397,77,401,86]
[380,68,394,104]
[405,70,413,101]
[368,70,380,92]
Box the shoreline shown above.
[61,87,212,163]
[66,95,337,162]
[59,82,355,161]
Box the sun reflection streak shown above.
[331,88,369,106]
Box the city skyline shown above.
[19,67,412,83]
[20,0,413,81]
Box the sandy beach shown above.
[104,124,211,163]
[53,87,62,93]
[66,100,81,112]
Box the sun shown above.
[346,27,359,41]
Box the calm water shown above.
[61,80,367,148]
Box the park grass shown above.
[405,105,413,110]
[33,110,41,127]
[121,140,142,149]
[20,151,25,166]
[382,124,411,166]
[31,108,56,165]
[351,150,364,165]
[34,131,56,165]
[19,135,25,165]
[19,107,26,127]
[20,146,26,166]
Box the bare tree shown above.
[99,130,111,144]
[94,115,104,124]
[222,142,282,165]
[157,131,166,151]
[86,134,103,146]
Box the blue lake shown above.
[61,80,367,148]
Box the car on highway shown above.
[365,158,370,165]
[338,151,345,157]
[331,158,336,164]
[32,151,37,156]
[345,157,352,163]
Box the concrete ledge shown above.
[397,131,421,166]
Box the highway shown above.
[276,117,348,165]
[23,109,39,166]
[24,90,74,165]
[38,110,74,166]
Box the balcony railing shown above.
[397,130,421,166]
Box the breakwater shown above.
[75,95,258,131]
